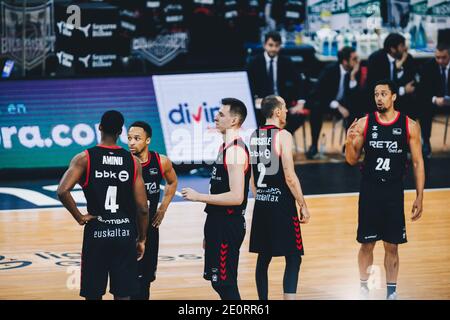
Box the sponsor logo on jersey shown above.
[94,170,129,182]
[249,149,271,159]
[118,170,129,182]
[255,187,281,202]
[371,132,378,139]
[368,141,402,153]
[392,128,402,135]
[102,155,123,166]
[149,168,159,175]
[145,182,159,195]
[93,228,130,239]
[95,170,117,179]
[97,216,130,225]
[372,125,378,131]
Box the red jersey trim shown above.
[155,152,165,179]
[273,129,281,157]
[363,114,369,141]
[260,125,277,130]
[224,144,250,174]
[375,111,400,126]
[141,151,151,168]
[82,150,90,188]
[97,144,122,149]
[406,116,410,144]
[132,155,137,185]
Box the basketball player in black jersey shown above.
[345,80,425,300]
[57,110,149,300]
[182,98,250,300]
[127,121,178,300]
[249,95,310,300]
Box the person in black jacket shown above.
[306,47,362,159]
[247,31,306,133]
[418,42,450,158]
[366,33,417,116]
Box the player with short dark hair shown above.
[345,80,425,300]
[127,121,178,300]
[57,110,149,300]
[182,98,250,300]
[249,95,310,300]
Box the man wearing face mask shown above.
[345,79,425,300]
[247,31,306,134]
[366,33,417,117]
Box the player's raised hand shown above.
[411,197,423,222]
[181,187,200,202]
[346,118,362,142]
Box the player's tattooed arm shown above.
[182,146,247,206]
[408,117,424,222]
[133,158,149,243]
[57,152,96,225]
[345,116,367,165]
[279,130,310,224]
[153,155,178,228]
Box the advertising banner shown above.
[0,76,164,169]
[153,71,257,164]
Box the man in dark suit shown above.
[366,33,417,116]
[306,46,362,159]
[247,31,306,133]
[418,42,450,158]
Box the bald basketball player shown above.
[182,98,250,300]
[249,95,310,300]
[57,110,149,300]
[345,79,425,300]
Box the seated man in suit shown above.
[247,31,306,134]
[306,46,362,159]
[366,33,417,116]
[418,42,450,158]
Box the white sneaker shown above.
[387,292,398,300]
[359,286,369,299]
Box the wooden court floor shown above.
[0,190,449,300]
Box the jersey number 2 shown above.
[257,163,267,188]
[375,158,391,171]
[105,186,119,213]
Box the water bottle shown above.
[336,30,345,51]
[416,18,427,49]
[331,33,338,56]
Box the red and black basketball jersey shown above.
[250,125,296,209]
[362,112,409,182]
[82,145,137,219]
[204,138,251,216]
[141,150,164,214]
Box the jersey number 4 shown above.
[104,186,119,213]
[375,158,391,171]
